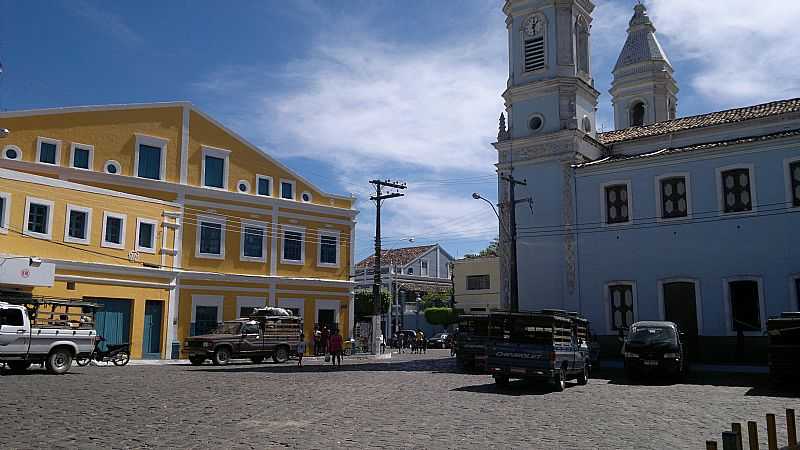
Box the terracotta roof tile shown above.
[577,128,800,168]
[355,245,436,269]
[598,97,800,145]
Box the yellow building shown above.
[0,102,357,359]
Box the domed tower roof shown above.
[609,3,678,130]
[613,3,671,72]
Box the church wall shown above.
[572,142,800,362]
[510,93,561,138]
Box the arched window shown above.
[576,16,590,74]
[630,101,646,127]
[668,100,676,120]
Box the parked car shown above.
[0,298,98,374]
[427,333,451,349]
[486,310,591,391]
[183,308,302,365]
[623,321,686,380]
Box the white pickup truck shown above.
[0,300,96,374]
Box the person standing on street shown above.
[297,333,307,367]
[379,333,386,354]
[398,334,405,354]
[328,328,343,367]
[321,326,330,356]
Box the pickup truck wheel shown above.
[189,356,206,366]
[272,346,289,363]
[494,375,510,387]
[212,347,231,366]
[7,361,32,372]
[577,363,589,385]
[113,351,130,366]
[250,356,265,364]
[46,349,73,375]
[553,367,566,392]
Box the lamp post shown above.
[473,192,519,312]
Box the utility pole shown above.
[369,179,406,353]
[500,173,527,313]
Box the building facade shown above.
[453,256,501,313]
[353,244,454,335]
[0,102,357,359]
[494,0,800,363]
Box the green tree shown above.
[354,290,390,318]
[420,291,450,310]
[464,237,499,258]
[424,307,458,330]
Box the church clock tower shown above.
[493,0,604,312]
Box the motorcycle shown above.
[75,336,131,367]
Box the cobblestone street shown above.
[1,349,797,449]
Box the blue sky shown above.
[2,0,799,263]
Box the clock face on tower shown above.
[524,15,540,37]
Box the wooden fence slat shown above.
[733,423,744,450]
[788,408,797,449]
[766,414,778,450]
[747,421,759,450]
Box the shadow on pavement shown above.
[187,356,463,375]
[452,379,572,396]
[594,367,800,398]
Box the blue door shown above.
[94,299,132,346]
[142,300,163,359]
[194,306,218,336]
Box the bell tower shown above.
[503,0,600,139]
[494,0,604,313]
[610,3,678,129]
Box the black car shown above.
[623,321,686,380]
[427,333,451,349]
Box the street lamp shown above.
[472,192,509,237]
[473,191,518,312]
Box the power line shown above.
[518,204,799,239]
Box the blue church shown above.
[494,0,800,363]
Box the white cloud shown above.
[257,25,506,173]
[647,0,800,107]
[69,0,143,46]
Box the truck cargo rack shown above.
[0,294,100,329]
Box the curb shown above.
[127,353,393,366]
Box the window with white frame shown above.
[64,204,92,244]
[604,183,630,224]
[0,192,10,233]
[2,145,21,160]
[630,101,646,127]
[24,197,54,239]
[256,175,272,196]
[102,212,127,249]
[280,180,295,200]
[136,218,158,253]
[301,191,312,203]
[135,134,167,181]
[241,221,266,261]
[407,267,414,275]
[728,280,761,332]
[318,231,339,266]
[609,283,635,331]
[104,160,121,175]
[36,137,61,165]
[421,260,429,276]
[201,146,230,189]
[69,143,93,170]
[658,175,689,219]
[720,168,753,213]
[281,226,304,263]
[789,160,800,208]
[197,216,225,258]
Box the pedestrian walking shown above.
[416,329,424,354]
[321,327,330,356]
[328,328,343,367]
[297,333,307,367]
[379,333,386,354]
[314,327,322,356]
[398,334,405,354]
